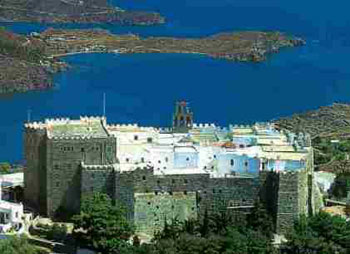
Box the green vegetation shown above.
[33,223,68,242]
[0,26,45,63]
[0,236,49,254]
[71,193,350,254]
[0,162,23,174]
[281,212,350,254]
[0,162,11,174]
[72,192,134,253]
[313,137,350,166]
[73,194,277,254]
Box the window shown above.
[214,155,217,159]
[56,182,60,187]
[54,164,59,170]
[186,157,190,161]
[147,138,153,143]
[211,166,214,169]
[141,157,145,163]
[244,161,248,167]
[134,135,138,141]
[15,212,18,218]
[230,159,234,166]
[142,176,146,181]
[155,191,158,195]
[172,179,175,184]
[184,191,187,195]
[157,180,160,185]
[158,160,161,164]
[262,162,266,170]
[91,173,95,179]
[126,158,129,163]
[148,202,151,205]
[169,191,173,196]
[81,148,85,152]
[184,179,188,184]
[165,157,169,162]
[213,189,216,193]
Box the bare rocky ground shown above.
[275,103,350,139]
[0,0,165,25]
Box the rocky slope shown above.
[275,103,350,139]
[0,27,66,94]
[0,0,165,25]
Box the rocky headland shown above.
[0,28,305,94]
[275,103,350,139]
[40,29,306,63]
[0,0,165,25]
[0,27,67,94]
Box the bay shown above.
[1,0,350,162]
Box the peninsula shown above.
[0,0,165,25]
[42,29,305,62]
[0,28,305,94]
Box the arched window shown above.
[230,159,234,166]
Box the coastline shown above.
[43,29,306,63]
[0,28,305,95]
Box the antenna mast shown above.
[103,93,106,117]
[27,109,32,123]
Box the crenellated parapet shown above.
[24,121,47,130]
[81,161,119,171]
[107,123,139,129]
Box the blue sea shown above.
[1,0,350,162]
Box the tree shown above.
[282,212,350,254]
[72,192,134,252]
[0,236,47,254]
[0,162,11,174]
[247,200,274,237]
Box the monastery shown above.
[24,101,323,236]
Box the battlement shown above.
[81,161,118,170]
[193,123,217,128]
[24,122,47,130]
[107,123,139,129]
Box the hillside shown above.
[0,0,165,25]
[0,27,65,93]
[275,103,350,139]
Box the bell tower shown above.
[173,101,193,133]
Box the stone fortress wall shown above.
[23,108,323,236]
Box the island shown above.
[41,29,305,62]
[0,28,305,94]
[0,0,165,25]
